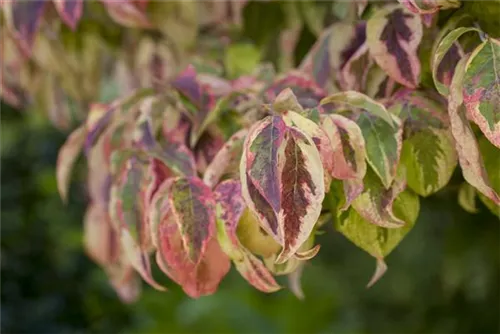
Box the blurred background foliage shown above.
[2,0,500,332]
[1,100,499,333]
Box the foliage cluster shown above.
[1,0,499,301]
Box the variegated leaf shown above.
[449,56,500,204]
[391,90,457,196]
[352,168,407,228]
[463,38,500,148]
[135,37,176,91]
[108,157,166,291]
[133,104,196,176]
[367,4,423,88]
[53,0,83,30]
[240,116,325,263]
[169,177,217,265]
[337,188,420,285]
[320,114,367,181]
[432,27,480,96]
[203,129,247,189]
[57,125,86,203]
[214,180,280,293]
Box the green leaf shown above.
[477,136,500,217]
[401,128,457,196]
[225,43,261,79]
[336,188,420,283]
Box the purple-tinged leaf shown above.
[448,56,500,204]
[214,180,281,293]
[463,38,500,148]
[101,0,151,28]
[53,0,83,30]
[320,114,367,181]
[4,1,47,55]
[241,116,325,263]
[275,129,324,264]
[367,4,423,88]
[300,22,367,90]
[265,72,326,109]
[135,37,176,91]
[338,43,374,92]
[57,125,86,203]
[168,177,217,266]
[432,27,480,96]
[204,129,247,189]
[120,229,166,291]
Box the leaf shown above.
[151,176,229,298]
[448,56,500,204]
[355,112,403,189]
[300,22,367,89]
[225,43,261,79]
[321,91,395,127]
[265,72,326,109]
[133,103,196,177]
[240,116,325,263]
[53,0,83,30]
[272,88,304,114]
[401,128,457,196]
[288,263,305,300]
[392,91,457,196]
[203,129,247,189]
[214,180,281,293]
[120,229,166,291]
[432,27,480,96]
[458,182,478,214]
[169,177,217,265]
[367,4,423,88]
[398,0,460,14]
[4,1,47,55]
[83,204,119,268]
[320,114,367,181]
[101,0,151,28]
[352,168,407,228]
[236,209,282,259]
[156,236,230,298]
[336,188,420,285]
[57,125,86,203]
[477,137,500,217]
[338,43,374,92]
[462,38,500,148]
